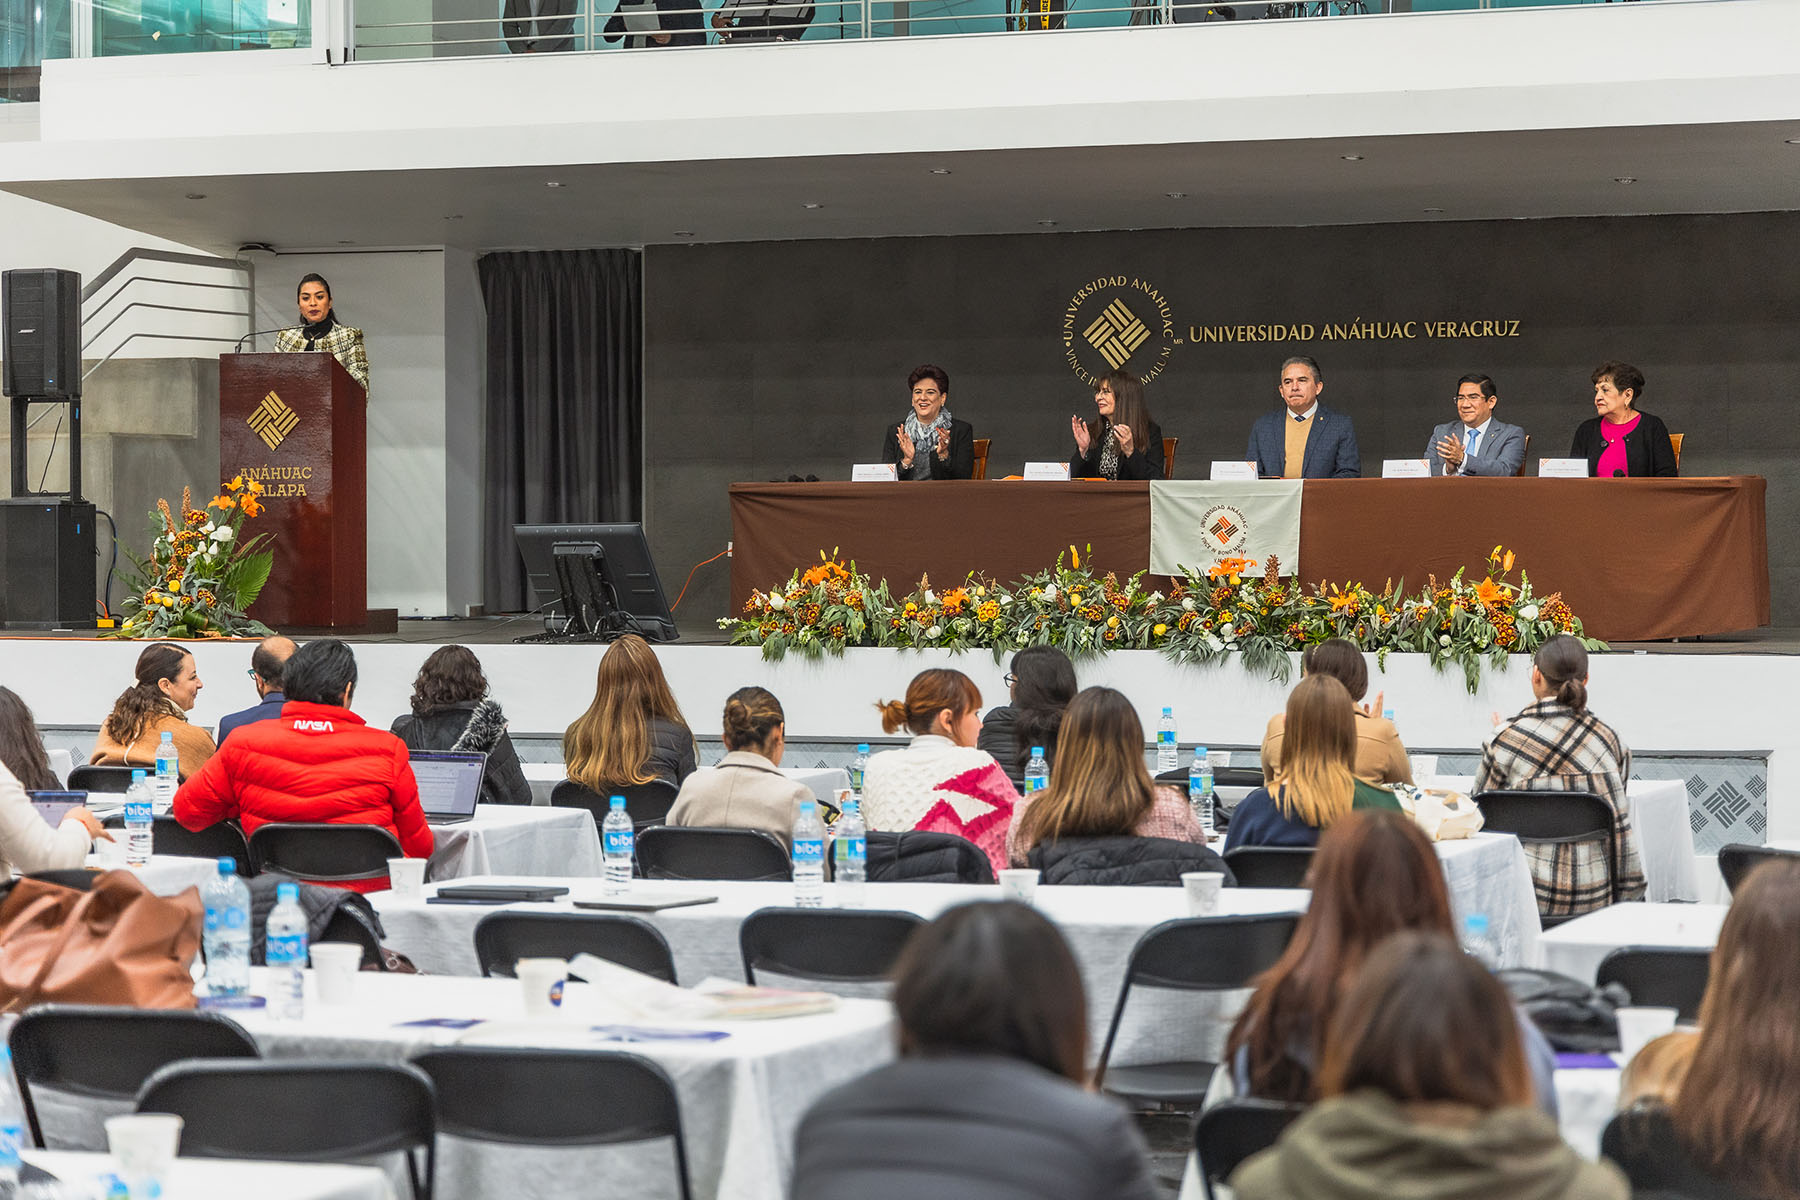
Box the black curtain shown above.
[479,248,642,612]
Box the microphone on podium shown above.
[233,325,302,352]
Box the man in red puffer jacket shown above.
[175,638,433,891]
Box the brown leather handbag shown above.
[0,870,203,1011]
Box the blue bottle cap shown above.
[609,795,626,809]
[132,769,148,780]
[1465,913,1490,935]
[1162,707,1173,716]
[217,856,236,873]
[800,798,816,811]
[1031,746,1044,756]
[276,881,299,903]
[856,743,869,752]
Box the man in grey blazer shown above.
[1427,373,1527,477]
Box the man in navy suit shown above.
[1426,374,1527,477]
[216,635,296,745]
[1245,356,1361,479]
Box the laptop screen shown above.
[410,750,486,821]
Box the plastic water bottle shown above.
[1024,746,1049,793]
[833,797,867,908]
[123,769,154,866]
[1189,748,1215,839]
[793,799,826,908]
[1157,707,1179,772]
[1462,912,1501,970]
[602,795,634,896]
[849,743,870,794]
[153,731,179,812]
[266,881,308,1020]
[201,857,251,998]
[0,1044,22,1196]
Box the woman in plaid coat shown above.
[1474,635,1646,918]
[275,273,369,391]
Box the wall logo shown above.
[247,391,299,450]
[1202,503,1249,555]
[1062,276,1175,385]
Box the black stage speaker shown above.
[0,499,96,629]
[3,268,83,400]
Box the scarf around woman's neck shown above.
[1098,420,1122,480]
[902,407,955,479]
[301,310,339,349]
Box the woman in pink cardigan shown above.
[862,668,1019,878]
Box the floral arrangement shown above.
[722,545,1602,693]
[107,476,276,640]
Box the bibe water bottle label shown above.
[793,839,824,865]
[603,830,634,857]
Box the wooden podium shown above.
[219,353,366,628]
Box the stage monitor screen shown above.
[513,522,679,643]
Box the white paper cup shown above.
[1182,871,1225,917]
[1616,1006,1679,1064]
[310,942,362,1005]
[998,868,1039,904]
[387,857,427,897]
[516,956,568,1017]
[106,1113,183,1186]
[1204,750,1231,771]
[1409,754,1440,782]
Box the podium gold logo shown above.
[1062,275,1176,386]
[247,391,300,450]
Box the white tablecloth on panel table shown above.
[1434,832,1542,970]
[522,763,852,809]
[25,1150,397,1200]
[426,805,602,881]
[1537,901,1727,983]
[226,967,893,1200]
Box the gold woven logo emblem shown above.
[1083,300,1152,370]
[1061,275,1176,386]
[247,391,299,450]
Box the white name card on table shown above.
[1022,462,1071,481]
[1209,461,1259,482]
[1382,459,1431,478]
[1538,458,1589,478]
[850,463,897,482]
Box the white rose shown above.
[210,526,234,543]
[1042,585,1057,602]
[1220,622,1235,639]
[1181,597,1195,611]
[769,593,786,610]
[924,589,937,605]
[1440,634,1452,646]
[1518,603,1538,621]
[926,625,942,639]
[1203,634,1223,652]
[1148,591,1163,602]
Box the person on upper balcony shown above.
[1069,371,1164,481]
[1569,361,1678,478]
[1246,356,1360,479]
[275,273,369,392]
[881,364,975,480]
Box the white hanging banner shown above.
[1149,480,1304,577]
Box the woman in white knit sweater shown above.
[862,669,1020,878]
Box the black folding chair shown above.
[1717,843,1800,895]
[137,1059,435,1200]
[1193,1099,1307,1200]
[1222,846,1314,888]
[1596,946,1711,1022]
[635,826,791,882]
[1095,913,1302,1108]
[551,778,680,833]
[246,822,404,885]
[738,907,925,986]
[155,818,251,870]
[474,910,678,983]
[865,830,995,883]
[412,1047,692,1200]
[9,1005,259,1148]
[66,764,138,794]
[1474,789,1618,924]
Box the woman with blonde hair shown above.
[562,634,695,792]
[1008,687,1204,867]
[667,686,813,845]
[862,668,1018,877]
[90,642,216,780]
[1225,674,1399,851]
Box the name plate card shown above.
[1381,459,1431,478]
[1022,462,1072,481]
[1209,461,1259,482]
[1537,458,1589,478]
[851,463,897,482]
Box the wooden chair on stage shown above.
[971,438,990,480]
[1515,433,1531,477]
[1162,436,1178,479]
[1670,433,1684,470]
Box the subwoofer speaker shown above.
[0,499,96,629]
[3,268,83,400]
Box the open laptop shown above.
[410,750,487,824]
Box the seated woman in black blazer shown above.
[1069,370,1163,480]
[1569,361,1679,477]
[880,363,974,480]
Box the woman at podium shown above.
[275,273,369,391]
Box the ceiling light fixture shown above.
[1614,177,1637,184]
[337,240,355,245]
[1786,137,1800,145]
[673,230,695,238]
[1423,207,1444,214]
[803,202,823,210]
[929,168,952,176]
[1340,154,1363,162]
[184,193,206,200]
[1037,219,1058,227]
[545,181,565,189]
[1165,192,1187,199]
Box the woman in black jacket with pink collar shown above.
[1569,361,1679,478]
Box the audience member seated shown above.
[1604,859,1800,1200]
[90,642,216,780]
[1473,634,1644,919]
[790,901,1160,1200]
[667,686,813,845]
[1008,686,1207,869]
[1616,1030,1698,1112]
[1570,360,1679,478]
[390,645,531,807]
[0,688,102,875]
[1069,370,1164,480]
[1260,638,1413,786]
[563,633,697,793]
[863,668,1018,878]
[173,639,433,890]
[216,635,296,744]
[1230,932,1627,1200]
[880,363,974,481]
[978,645,1077,790]
[1225,675,1401,852]
[1216,811,1556,1112]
